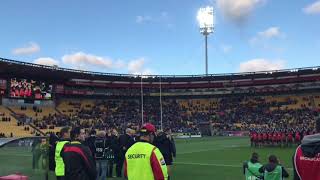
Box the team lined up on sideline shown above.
[249,128,316,147]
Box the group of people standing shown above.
[245,122,320,180]
[250,128,315,147]
[49,123,176,180]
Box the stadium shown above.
[0,57,320,179]
[1,1,320,180]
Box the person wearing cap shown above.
[124,123,168,180]
[243,152,263,180]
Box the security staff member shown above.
[124,123,168,180]
[293,133,320,180]
[259,155,289,180]
[243,153,263,180]
[55,127,70,180]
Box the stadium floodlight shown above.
[197,6,214,75]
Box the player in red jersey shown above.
[252,132,258,147]
[268,132,273,146]
[277,132,282,147]
[250,131,255,147]
[272,132,278,146]
[263,132,268,146]
[295,131,301,145]
[287,131,293,147]
[281,132,286,147]
[257,133,263,147]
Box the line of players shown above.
[250,128,316,147]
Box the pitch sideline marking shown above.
[178,145,246,155]
[175,162,293,170]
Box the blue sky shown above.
[0,0,319,75]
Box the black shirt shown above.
[62,141,97,180]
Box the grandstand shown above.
[0,57,320,137]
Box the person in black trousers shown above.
[116,128,135,177]
[107,129,119,177]
[154,128,176,180]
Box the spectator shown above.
[117,128,135,177]
[62,127,96,180]
[243,153,263,180]
[259,155,289,179]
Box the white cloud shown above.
[303,1,320,14]
[61,52,152,74]
[258,27,281,38]
[239,58,285,72]
[12,42,40,55]
[216,0,265,25]
[221,44,232,53]
[250,27,284,46]
[62,52,124,69]
[34,57,59,66]
[136,15,152,23]
[127,58,153,75]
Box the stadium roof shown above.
[0,57,320,82]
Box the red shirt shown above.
[294,145,320,180]
[253,133,257,140]
[296,132,301,141]
[273,134,277,141]
[263,133,268,140]
[277,133,282,140]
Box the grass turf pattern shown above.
[0,137,295,180]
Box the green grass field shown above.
[0,137,296,180]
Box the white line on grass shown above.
[178,145,246,155]
[175,162,293,170]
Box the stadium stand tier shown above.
[0,57,320,137]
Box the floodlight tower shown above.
[197,6,214,75]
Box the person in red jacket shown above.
[293,133,320,180]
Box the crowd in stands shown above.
[4,94,320,137]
